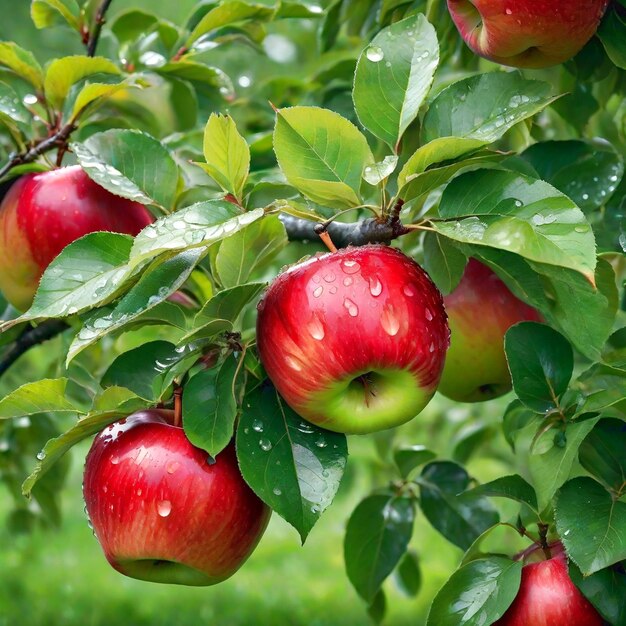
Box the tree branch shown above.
[0,122,76,181]
[0,321,68,378]
[86,0,114,57]
[279,213,409,248]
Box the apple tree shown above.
[0,0,625,623]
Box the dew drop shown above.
[425,307,433,321]
[368,276,382,297]
[157,500,172,517]
[285,355,303,371]
[136,488,143,496]
[329,286,338,294]
[273,487,282,496]
[307,316,325,340]
[341,259,360,274]
[381,304,400,336]
[343,298,359,317]
[323,271,336,283]
[366,46,384,62]
[403,284,415,297]
[343,277,353,287]
[259,439,272,452]
[582,193,589,201]
[505,7,513,14]
[514,200,523,207]
[316,437,327,448]
[311,505,320,514]
[252,419,264,433]
[313,286,323,298]
[166,461,180,474]
[110,455,119,465]
[429,342,435,353]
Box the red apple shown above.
[437,259,542,402]
[494,542,603,626]
[447,0,610,68]
[83,409,271,586]
[0,166,153,310]
[256,244,449,434]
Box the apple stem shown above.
[173,386,183,428]
[314,224,338,253]
[538,523,552,559]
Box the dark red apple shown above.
[494,542,603,626]
[437,259,542,402]
[0,166,153,310]
[447,0,609,68]
[256,244,449,434]
[83,409,271,586]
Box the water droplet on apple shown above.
[381,304,400,336]
[259,439,272,451]
[157,500,172,517]
[368,276,382,297]
[252,419,264,433]
[110,455,119,465]
[425,308,433,321]
[505,7,513,14]
[343,277,353,286]
[307,316,325,340]
[366,46,384,62]
[166,461,180,474]
[329,286,337,294]
[323,271,336,283]
[102,485,108,493]
[341,259,360,274]
[403,284,415,297]
[273,487,282,496]
[285,355,303,371]
[343,298,359,317]
[136,488,142,496]
[429,342,435,353]
[313,286,323,298]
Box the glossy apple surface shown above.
[495,543,603,626]
[437,259,541,402]
[256,244,449,434]
[447,0,609,68]
[0,166,153,310]
[83,410,271,586]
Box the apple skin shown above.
[447,0,609,69]
[0,166,153,311]
[437,259,542,403]
[256,244,450,435]
[494,543,603,626]
[83,409,271,586]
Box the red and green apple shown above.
[0,166,153,311]
[256,244,450,435]
[83,409,271,586]
[437,259,542,403]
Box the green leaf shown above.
[182,355,240,458]
[31,0,80,30]
[22,394,146,497]
[157,62,234,99]
[556,477,626,575]
[182,282,265,343]
[71,129,178,209]
[569,561,626,626]
[426,557,522,626]
[71,78,144,120]
[394,445,436,479]
[0,42,44,90]
[236,384,348,543]
[344,494,415,602]
[353,13,439,150]
[578,418,626,493]
[19,233,134,322]
[199,113,250,201]
[67,249,204,363]
[422,232,467,295]
[44,56,120,110]
[398,137,486,189]
[367,589,386,625]
[576,364,626,413]
[362,156,398,186]
[186,1,274,47]
[505,322,573,413]
[395,550,422,597]
[273,106,374,209]
[598,5,626,69]
[418,461,499,550]
[465,475,538,512]
[434,170,597,283]
[215,215,287,288]
[422,72,556,144]
[529,416,601,512]
[521,140,624,213]
[0,379,81,418]
[130,202,263,265]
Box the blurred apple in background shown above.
[83,409,271,586]
[256,245,450,434]
[437,259,541,402]
[447,0,609,68]
[0,166,153,310]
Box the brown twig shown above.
[0,321,68,379]
[173,385,183,427]
[86,0,114,57]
